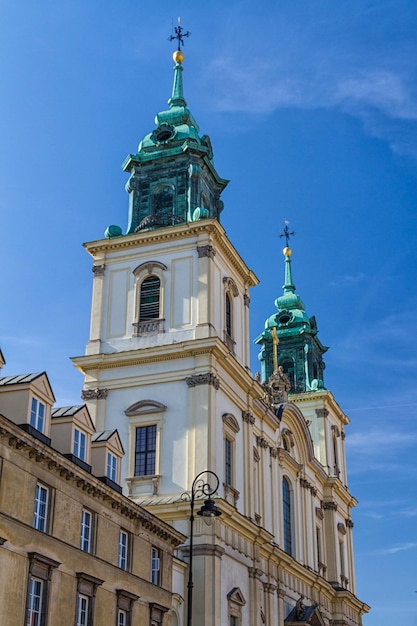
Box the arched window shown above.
[282,476,294,556]
[225,293,232,337]
[133,261,167,336]
[139,276,160,322]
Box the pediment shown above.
[125,400,167,416]
[31,372,56,405]
[227,587,246,606]
[222,412,240,433]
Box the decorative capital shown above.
[256,436,269,449]
[269,447,278,458]
[243,293,250,307]
[186,373,220,390]
[242,411,255,425]
[323,500,338,512]
[315,408,329,419]
[346,518,354,529]
[248,567,264,581]
[197,244,216,259]
[81,388,108,400]
[92,264,106,276]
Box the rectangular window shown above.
[106,452,117,482]
[76,594,89,626]
[74,428,87,461]
[30,398,45,432]
[26,577,44,626]
[225,438,232,485]
[118,530,129,570]
[33,483,49,532]
[117,609,127,626]
[80,510,93,553]
[134,425,156,476]
[151,547,161,585]
[230,617,238,626]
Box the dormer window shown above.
[30,398,45,433]
[106,452,117,482]
[73,428,87,462]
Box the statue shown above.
[264,366,291,408]
[295,595,306,620]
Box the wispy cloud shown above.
[375,542,417,556]
[201,5,417,159]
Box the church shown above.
[71,28,369,626]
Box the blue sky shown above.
[1,1,417,623]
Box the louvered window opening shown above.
[139,276,160,321]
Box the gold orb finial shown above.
[173,50,184,63]
[283,246,292,257]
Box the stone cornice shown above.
[83,220,258,288]
[0,414,185,547]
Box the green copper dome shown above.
[113,49,228,236]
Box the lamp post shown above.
[185,470,221,626]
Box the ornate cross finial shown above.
[279,220,295,248]
[169,17,191,51]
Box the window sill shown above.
[126,475,161,498]
[133,319,165,336]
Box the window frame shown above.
[26,576,44,626]
[80,509,94,554]
[25,552,60,626]
[134,424,157,477]
[30,397,46,433]
[151,546,161,586]
[132,262,167,337]
[33,482,50,533]
[282,476,294,556]
[73,428,87,462]
[75,572,104,626]
[118,529,130,571]
[106,451,118,482]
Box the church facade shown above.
[72,43,369,626]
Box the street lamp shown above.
[184,470,221,626]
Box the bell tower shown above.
[255,224,328,392]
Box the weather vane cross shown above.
[279,220,295,247]
[169,17,191,51]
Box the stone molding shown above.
[223,276,239,297]
[222,413,240,433]
[223,482,240,507]
[81,388,108,400]
[337,523,347,535]
[182,544,225,559]
[186,373,220,390]
[0,417,184,546]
